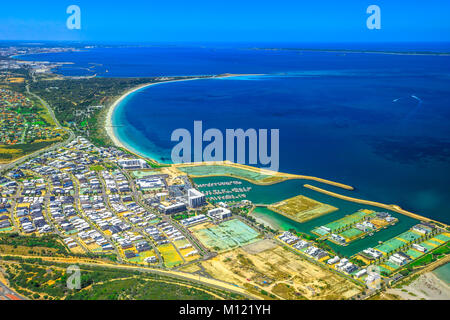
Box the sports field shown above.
[434,233,450,243]
[131,170,159,179]
[375,238,408,255]
[397,230,422,243]
[383,261,401,271]
[0,226,13,233]
[339,227,364,241]
[193,219,260,252]
[312,227,329,236]
[376,232,450,275]
[407,233,449,257]
[405,248,423,259]
[420,241,436,251]
[374,230,423,255]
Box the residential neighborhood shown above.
[0,137,239,269]
[0,89,62,146]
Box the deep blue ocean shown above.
[20,44,450,223]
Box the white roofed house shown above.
[412,243,427,253]
[388,252,410,266]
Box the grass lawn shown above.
[158,243,184,267]
[89,165,105,172]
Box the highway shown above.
[0,272,27,300]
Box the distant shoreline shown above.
[250,47,450,56]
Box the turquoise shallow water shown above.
[433,263,450,285]
[193,175,420,257]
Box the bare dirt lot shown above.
[267,195,337,223]
[202,241,362,300]
[241,239,278,254]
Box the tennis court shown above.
[419,241,436,251]
[434,233,450,243]
[375,229,424,255]
[339,227,364,241]
[397,230,422,243]
[405,248,424,259]
[375,238,407,255]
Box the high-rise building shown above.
[188,188,205,208]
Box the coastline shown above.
[388,270,450,300]
[105,81,157,152]
[432,262,450,285]
[105,77,207,158]
[105,74,263,162]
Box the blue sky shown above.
[0,0,449,42]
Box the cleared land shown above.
[267,195,337,223]
[201,242,362,300]
[387,272,450,300]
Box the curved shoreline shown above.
[106,78,198,154]
[105,74,263,160]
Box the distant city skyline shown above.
[0,0,449,43]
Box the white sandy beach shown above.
[105,77,207,155]
[387,272,450,300]
[105,82,154,151]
